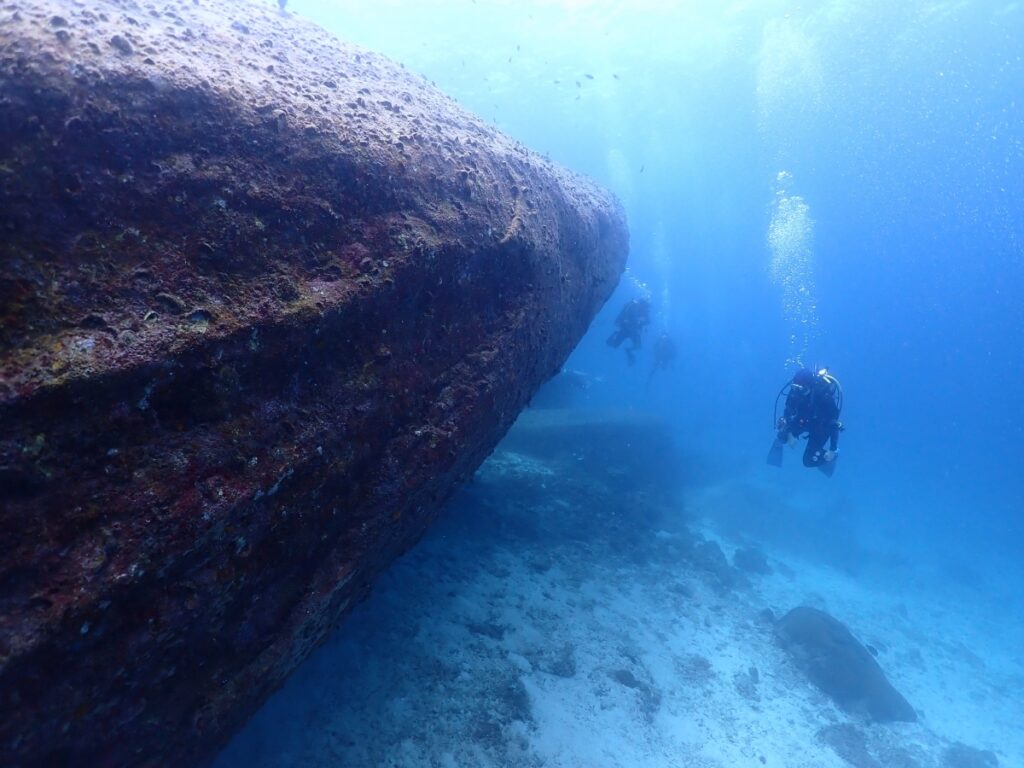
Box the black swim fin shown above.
[766,440,784,467]
[818,454,838,477]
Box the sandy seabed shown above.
[216,440,1022,768]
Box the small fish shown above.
[575,80,581,88]
[516,44,521,51]
[508,56,512,63]
[640,165,645,174]
[613,73,620,80]
[584,73,594,79]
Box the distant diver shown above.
[767,367,844,476]
[277,0,288,11]
[647,332,676,385]
[606,297,651,365]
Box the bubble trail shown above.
[768,171,818,368]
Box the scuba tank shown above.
[773,367,843,429]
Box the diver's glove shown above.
[823,449,837,462]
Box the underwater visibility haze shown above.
[1,0,1021,765]
[214,1,1024,766]
[272,0,1024,556]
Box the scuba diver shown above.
[767,367,844,477]
[606,297,651,365]
[647,332,677,385]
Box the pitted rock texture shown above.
[0,1,628,766]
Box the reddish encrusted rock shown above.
[0,1,627,765]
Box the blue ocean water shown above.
[217,1,1023,765]
[290,0,1024,573]
[280,0,1024,560]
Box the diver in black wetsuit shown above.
[606,297,651,365]
[768,368,843,475]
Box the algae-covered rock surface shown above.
[0,1,627,765]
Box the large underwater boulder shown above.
[776,607,917,723]
[0,1,628,765]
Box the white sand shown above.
[216,448,1023,768]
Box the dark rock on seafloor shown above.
[691,539,741,591]
[528,642,577,678]
[817,723,882,768]
[733,545,772,575]
[0,1,628,766]
[819,723,924,768]
[943,742,1000,768]
[775,607,917,723]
